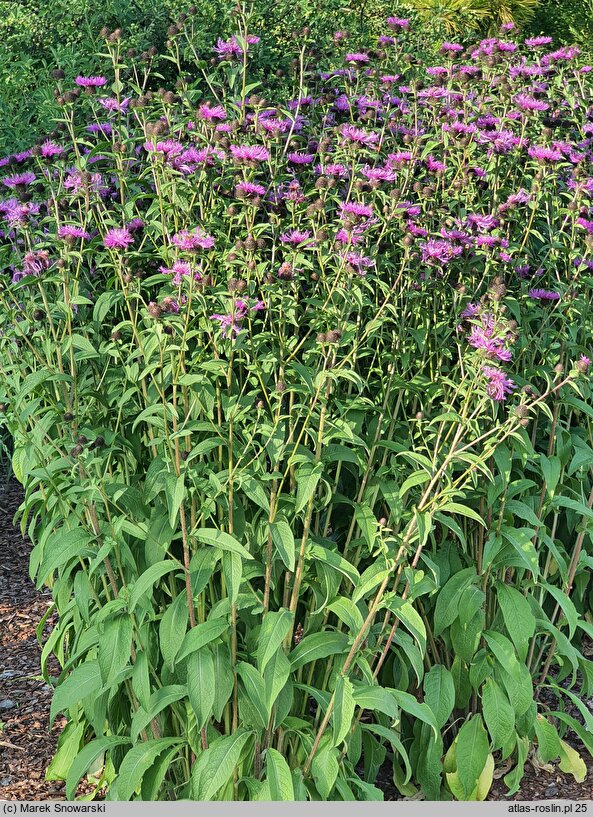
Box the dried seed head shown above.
[326,329,342,343]
[276,380,286,393]
[70,444,83,457]
[514,404,529,419]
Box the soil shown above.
[0,476,591,802]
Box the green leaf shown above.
[542,582,578,639]
[481,678,515,750]
[307,543,359,585]
[110,738,183,801]
[391,688,438,736]
[433,568,477,636]
[295,462,323,514]
[167,473,185,529]
[289,632,349,670]
[159,593,188,672]
[534,714,562,763]
[192,729,252,800]
[128,560,180,612]
[237,662,269,729]
[257,609,293,673]
[176,619,229,664]
[187,647,216,732]
[37,527,95,588]
[131,685,187,743]
[455,715,489,798]
[194,528,253,559]
[424,665,455,729]
[362,724,412,784]
[332,675,356,747]
[352,561,390,605]
[269,519,295,571]
[382,598,426,656]
[99,614,132,685]
[265,748,294,801]
[66,737,131,799]
[311,739,339,799]
[327,598,364,633]
[263,650,291,711]
[352,684,399,720]
[440,502,485,527]
[540,454,561,498]
[45,720,85,780]
[499,527,539,578]
[222,550,242,605]
[496,584,536,662]
[50,661,102,725]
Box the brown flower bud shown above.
[70,444,83,457]
[326,329,342,343]
[64,411,74,421]
[276,380,286,392]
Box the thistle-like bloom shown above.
[2,172,35,188]
[514,94,549,112]
[340,124,379,146]
[420,239,463,265]
[214,34,260,59]
[236,181,267,199]
[527,145,563,162]
[172,228,215,251]
[210,298,264,338]
[75,75,107,87]
[98,96,130,113]
[345,53,369,64]
[528,288,560,301]
[280,229,314,246]
[198,104,227,121]
[360,164,395,182]
[576,217,593,234]
[229,144,270,163]
[339,201,373,221]
[40,140,63,158]
[103,228,134,250]
[482,366,515,401]
[315,163,349,178]
[386,16,410,28]
[160,260,201,286]
[287,152,315,165]
[58,225,91,241]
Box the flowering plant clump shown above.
[1,6,593,801]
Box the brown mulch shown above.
[0,474,592,801]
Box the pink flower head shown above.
[75,75,107,88]
[386,16,410,29]
[160,260,201,286]
[40,140,63,158]
[2,172,35,188]
[171,227,215,251]
[235,181,266,198]
[345,53,369,64]
[482,366,515,401]
[103,227,134,250]
[229,144,270,164]
[339,201,373,220]
[280,229,315,247]
[58,225,91,241]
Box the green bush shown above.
[1,6,593,800]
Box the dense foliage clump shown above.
[1,7,593,801]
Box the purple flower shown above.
[87,123,113,137]
[514,94,549,112]
[40,140,63,158]
[287,152,315,165]
[235,181,266,198]
[577,217,593,234]
[171,227,215,251]
[316,163,349,178]
[75,75,107,87]
[528,288,560,301]
[528,145,563,162]
[2,172,35,188]
[482,366,515,401]
[339,201,374,220]
[420,239,463,265]
[214,34,260,59]
[198,104,227,121]
[340,124,379,147]
[103,228,134,250]
[210,298,264,338]
[58,225,91,241]
[386,16,410,28]
[160,260,201,286]
[525,36,553,48]
[98,96,130,113]
[280,229,314,246]
[345,53,369,64]
[229,144,270,163]
[441,42,464,53]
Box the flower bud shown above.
[64,411,74,421]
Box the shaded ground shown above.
[0,476,592,801]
